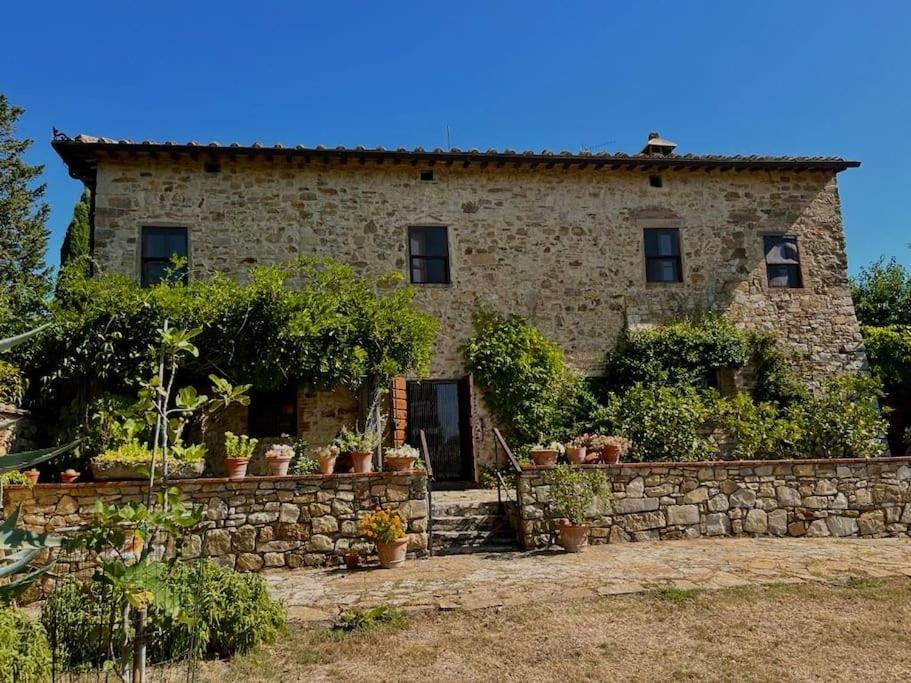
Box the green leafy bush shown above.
[603,316,750,391]
[862,325,911,396]
[713,393,800,460]
[0,360,23,405]
[791,374,888,458]
[43,561,285,668]
[333,605,407,632]
[850,258,911,327]
[606,384,716,462]
[0,607,51,683]
[748,333,808,407]
[464,309,598,444]
[545,465,608,524]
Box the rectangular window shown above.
[248,385,298,438]
[764,235,802,288]
[141,226,188,286]
[409,226,450,284]
[644,228,682,283]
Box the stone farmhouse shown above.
[52,131,863,483]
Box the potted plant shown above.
[529,440,563,467]
[359,507,409,569]
[61,468,80,484]
[265,443,295,476]
[599,436,631,465]
[23,469,40,486]
[91,441,207,480]
[224,431,257,480]
[337,426,379,474]
[546,464,607,553]
[315,445,340,475]
[564,436,588,465]
[384,444,420,472]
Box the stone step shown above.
[431,529,516,549]
[432,514,507,532]
[431,500,503,517]
[433,543,518,556]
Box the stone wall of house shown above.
[516,458,911,549]
[2,472,428,577]
[90,156,865,468]
[0,404,37,455]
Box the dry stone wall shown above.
[517,458,911,549]
[91,156,864,466]
[2,472,428,577]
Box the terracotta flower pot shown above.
[61,469,80,484]
[558,522,590,553]
[318,454,337,475]
[600,444,622,465]
[225,457,250,480]
[265,453,292,476]
[375,537,408,569]
[350,450,374,474]
[530,449,559,467]
[565,446,587,465]
[344,552,361,570]
[24,470,40,486]
[384,455,416,472]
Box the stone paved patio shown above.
[264,537,911,621]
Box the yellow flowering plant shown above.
[358,508,407,544]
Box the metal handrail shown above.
[418,429,434,558]
[492,428,522,474]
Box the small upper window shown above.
[764,235,802,288]
[644,228,682,283]
[409,226,450,284]
[141,227,188,286]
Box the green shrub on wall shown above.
[464,309,599,444]
[0,608,51,683]
[713,392,801,460]
[603,316,750,391]
[605,384,716,462]
[0,360,23,404]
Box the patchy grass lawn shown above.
[201,578,911,682]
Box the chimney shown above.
[640,132,677,156]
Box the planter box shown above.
[90,459,205,481]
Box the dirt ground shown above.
[200,577,911,683]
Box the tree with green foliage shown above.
[0,95,51,335]
[851,258,911,327]
[58,188,90,277]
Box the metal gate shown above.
[406,379,472,481]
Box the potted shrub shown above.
[224,431,257,480]
[265,443,295,476]
[546,464,607,553]
[529,441,563,467]
[564,436,588,465]
[315,445,340,475]
[599,436,630,465]
[23,469,40,486]
[384,444,420,472]
[337,426,379,474]
[359,507,409,569]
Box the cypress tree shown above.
[0,94,51,328]
[59,188,91,273]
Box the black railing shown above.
[492,428,522,512]
[418,429,434,557]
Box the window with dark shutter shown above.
[141,227,188,286]
[409,226,450,284]
[644,228,682,283]
[764,235,802,288]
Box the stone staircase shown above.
[431,490,517,555]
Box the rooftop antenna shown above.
[579,139,616,153]
[446,125,452,150]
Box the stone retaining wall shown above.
[2,472,428,576]
[517,457,911,549]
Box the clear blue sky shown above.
[5,1,909,274]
